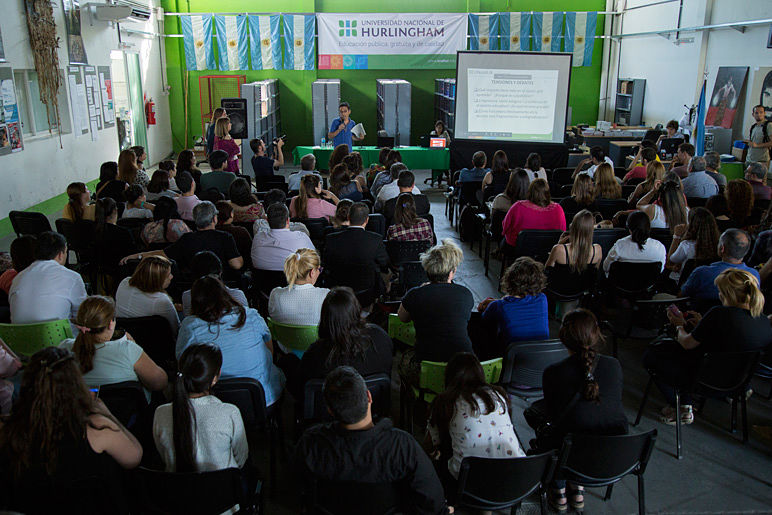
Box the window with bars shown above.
[13,69,72,137]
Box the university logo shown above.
[339,20,357,37]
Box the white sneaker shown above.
[659,405,693,425]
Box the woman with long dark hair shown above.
[0,347,142,512]
[330,162,363,201]
[524,152,548,182]
[492,168,530,215]
[481,150,511,197]
[228,177,265,222]
[140,196,191,245]
[603,210,666,276]
[96,161,128,202]
[387,193,434,242]
[666,207,720,282]
[176,276,285,407]
[94,197,137,276]
[63,182,95,222]
[176,149,203,192]
[502,178,566,247]
[328,143,349,171]
[429,353,523,485]
[289,173,338,220]
[637,179,689,230]
[153,343,248,472]
[146,170,178,201]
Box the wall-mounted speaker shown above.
[221,97,248,139]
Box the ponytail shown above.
[283,248,320,289]
[715,268,765,317]
[71,296,115,374]
[558,309,603,403]
[95,198,116,240]
[66,182,87,221]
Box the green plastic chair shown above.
[0,319,73,358]
[416,357,504,403]
[266,318,319,358]
[387,314,415,347]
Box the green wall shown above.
[162,0,606,157]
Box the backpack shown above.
[750,120,771,159]
[458,205,483,243]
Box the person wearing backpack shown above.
[747,105,772,171]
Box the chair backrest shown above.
[252,268,288,296]
[98,381,148,429]
[291,217,330,244]
[116,316,176,368]
[607,261,661,296]
[232,221,254,237]
[255,175,287,193]
[456,452,557,511]
[546,266,597,297]
[621,184,637,198]
[132,466,248,515]
[649,228,673,250]
[0,319,73,358]
[558,430,657,483]
[386,239,432,265]
[421,358,502,396]
[303,373,391,422]
[212,377,268,429]
[552,168,574,186]
[614,167,628,180]
[458,181,483,207]
[558,184,574,197]
[387,313,415,347]
[696,350,761,394]
[592,228,627,259]
[117,218,151,247]
[686,196,708,208]
[595,199,629,221]
[266,318,319,353]
[327,262,377,293]
[489,209,506,241]
[482,357,504,384]
[56,218,97,263]
[309,477,401,515]
[368,213,387,238]
[398,261,429,292]
[9,210,52,237]
[500,340,569,388]
[513,230,563,263]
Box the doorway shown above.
[110,51,148,159]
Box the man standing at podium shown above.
[328,102,363,152]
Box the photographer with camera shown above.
[250,137,285,178]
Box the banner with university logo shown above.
[317,13,467,70]
[532,12,564,53]
[564,12,597,67]
[248,15,281,70]
[499,12,531,52]
[214,15,249,71]
[283,14,316,70]
[468,14,499,51]
[180,15,216,70]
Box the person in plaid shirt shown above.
[387,193,434,242]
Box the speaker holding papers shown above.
[221,98,248,139]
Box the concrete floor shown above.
[2,167,771,513]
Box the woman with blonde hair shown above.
[594,163,622,199]
[268,248,330,326]
[289,173,338,220]
[115,255,180,334]
[546,209,603,272]
[118,148,148,187]
[63,182,95,222]
[645,268,772,425]
[628,161,666,205]
[387,193,434,242]
[559,174,597,216]
[213,117,241,173]
[206,107,226,157]
[59,295,168,393]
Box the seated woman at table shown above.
[430,120,451,144]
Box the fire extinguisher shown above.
[144,96,156,126]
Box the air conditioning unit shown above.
[129,7,151,21]
[85,3,133,22]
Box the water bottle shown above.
[320,137,326,148]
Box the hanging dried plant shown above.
[24,0,62,145]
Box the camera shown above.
[272,134,287,144]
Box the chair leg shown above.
[730,397,738,433]
[675,390,683,460]
[268,425,277,497]
[604,484,614,501]
[637,474,646,515]
[483,235,490,277]
[634,376,653,426]
[539,486,547,515]
[741,396,749,443]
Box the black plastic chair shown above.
[555,430,657,515]
[131,466,262,515]
[368,213,387,238]
[501,230,563,286]
[307,478,401,515]
[385,239,432,265]
[592,229,627,262]
[199,171,236,195]
[596,199,629,221]
[10,210,52,237]
[233,221,254,237]
[455,452,557,515]
[212,377,283,493]
[56,218,97,275]
[292,217,330,247]
[483,209,506,277]
[552,168,574,186]
[116,316,177,371]
[635,350,761,459]
[621,184,637,199]
[499,340,570,398]
[99,380,148,429]
[255,175,287,193]
[649,228,673,251]
[558,184,574,197]
[303,373,391,424]
[545,266,598,303]
[686,196,708,208]
[117,218,152,248]
[614,167,628,180]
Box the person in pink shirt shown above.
[502,178,566,247]
[623,147,658,184]
[0,236,36,295]
[213,117,241,174]
[289,174,339,220]
[174,171,201,221]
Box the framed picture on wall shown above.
[750,67,772,123]
[705,66,749,129]
[0,25,5,62]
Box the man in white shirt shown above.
[251,203,315,271]
[9,231,88,335]
[681,156,718,199]
[288,154,322,192]
[573,146,615,179]
[374,166,421,210]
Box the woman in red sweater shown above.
[502,178,566,247]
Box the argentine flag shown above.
[215,15,249,71]
[248,15,281,70]
[499,12,532,52]
[283,14,316,70]
[469,14,499,51]
[532,12,564,53]
[180,15,216,71]
[565,12,597,67]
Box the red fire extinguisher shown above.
[145,96,156,126]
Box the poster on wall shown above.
[83,65,101,141]
[749,67,772,123]
[62,0,88,64]
[317,13,468,70]
[0,67,22,156]
[0,25,6,62]
[97,65,115,128]
[67,65,89,137]
[705,66,748,129]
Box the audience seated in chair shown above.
[63,182,96,222]
[668,142,695,180]
[370,149,402,197]
[9,231,87,335]
[572,146,614,180]
[646,268,772,425]
[115,255,180,335]
[375,164,420,211]
[290,174,338,221]
[703,151,727,190]
[95,160,128,202]
[381,170,429,222]
[95,198,137,277]
[0,235,36,296]
[294,366,451,514]
[254,189,310,237]
[523,152,548,183]
[181,251,248,317]
[60,295,167,394]
[603,211,666,277]
[637,180,688,230]
[480,150,511,198]
[681,156,719,199]
[526,309,628,511]
[176,276,284,407]
[290,287,392,400]
[492,169,530,215]
[665,207,719,284]
[331,199,353,230]
[228,177,265,222]
[330,163,364,202]
[122,185,154,220]
[502,178,566,248]
[119,147,150,188]
[546,210,603,275]
[174,172,202,222]
[628,161,666,205]
[176,149,202,195]
[288,153,321,192]
[0,347,142,513]
[745,162,772,201]
[252,203,314,272]
[387,193,434,243]
[428,352,524,497]
[146,169,178,202]
[141,196,191,246]
[398,239,474,386]
[594,163,623,200]
[268,248,329,326]
[680,228,759,302]
[215,201,252,268]
[559,174,598,217]
[624,147,658,183]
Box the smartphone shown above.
[667,304,682,318]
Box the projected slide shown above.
[455,52,572,144]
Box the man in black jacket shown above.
[294,367,451,514]
[380,170,430,224]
